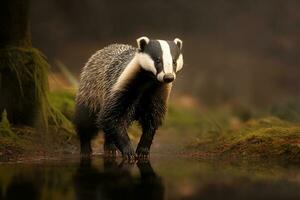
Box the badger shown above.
[74,36,184,159]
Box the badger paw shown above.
[121,145,135,161]
[136,147,150,159]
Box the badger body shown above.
[74,37,183,159]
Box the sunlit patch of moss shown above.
[49,90,76,121]
[0,110,15,138]
[47,90,76,133]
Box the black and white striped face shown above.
[136,36,183,83]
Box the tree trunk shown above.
[0,0,50,126]
[0,0,31,47]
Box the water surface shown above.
[0,156,300,200]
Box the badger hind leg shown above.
[74,103,99,156]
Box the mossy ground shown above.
[191,116,300,163]
[214,118,300,163]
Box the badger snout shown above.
[163,73,175,83]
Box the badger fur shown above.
[74,36,183,159]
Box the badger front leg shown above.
[136,122,158,158]
[136,84,170,158]
[136,106,165,158]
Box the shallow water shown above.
[0,156,300,200]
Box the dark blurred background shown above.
[30,0,300,108]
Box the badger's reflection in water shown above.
[73,157,164,200]
[2,157,300,200]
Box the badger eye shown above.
[155,58,161,64]
[173,59,177,65]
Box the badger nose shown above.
[163,73,175,83]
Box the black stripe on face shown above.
[167,41,180,59]
[143,40,163,74]
[167,41,180,72]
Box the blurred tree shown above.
[0,0,50,126]
[0,0,31,47]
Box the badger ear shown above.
[174,38,183,50]
[137,36,150,51]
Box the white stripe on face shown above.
[176,54,183,72]
[158,40,173,74]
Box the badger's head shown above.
[136,36,183,83]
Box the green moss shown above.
[0,110,15,138]
[49,90,76,121]
[213,117,300,163]
[47,90,75,133]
